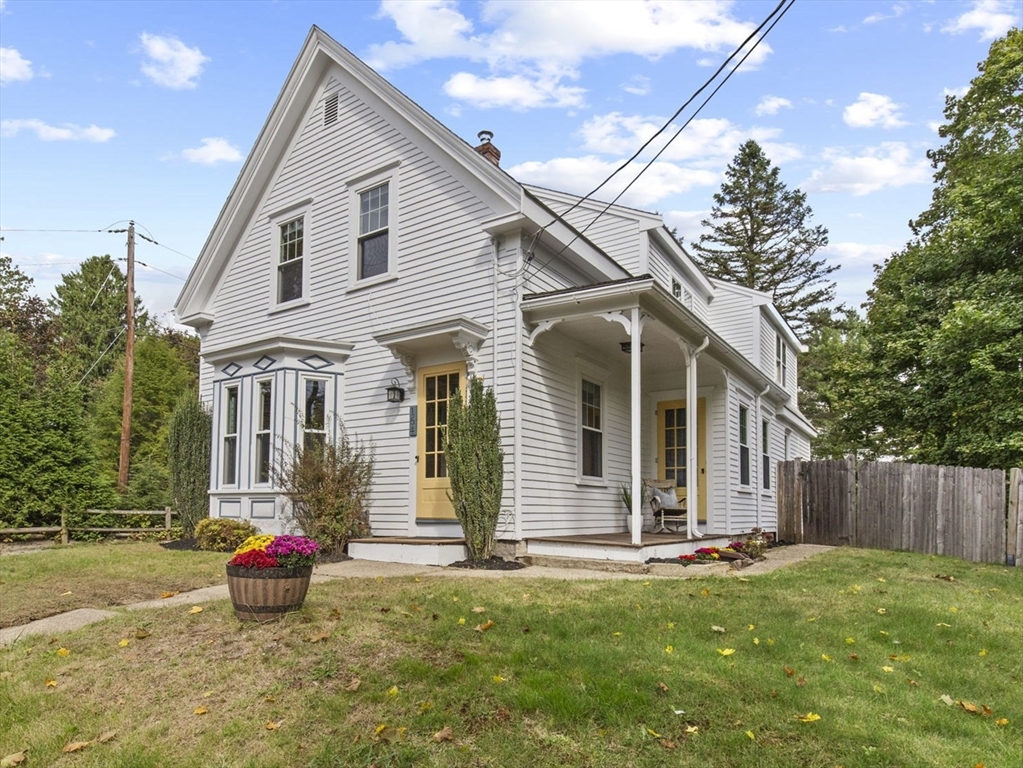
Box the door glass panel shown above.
[663,406,687,487]
[422,371,459,481]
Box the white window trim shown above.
[347,164,399,289]
[761,416,772,494]
[222,383,240,488]
[268,200,312,313]
[253,377,274,487]
[300,376,330,452]
[776,332,788,386]
[738,401,751,490]
[577,369,607,485]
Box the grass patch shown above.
[1,548,1021,767]
[0,541,228,627]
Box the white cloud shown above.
[179,137,243,165]
[0,47,33,85]
[369,1,772,110]
[444,71,585,109]
[622,74,651,96]
[510,155,718,208]
[803,142,930,196]
[863,3,909,25]
[941,0,1017,41]
[943,85,970,99]
[663,209,711,242]
[139,33,209,90]
[576,112,802,167]
[843,92,908,129]
[823,241,899,308]
[754,95,792,116]
[0,118,115,142]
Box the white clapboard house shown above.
[175,27,815,565]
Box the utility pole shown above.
[117,221,135,492]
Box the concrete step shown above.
[518,554,650,574]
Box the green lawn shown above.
[1,547,1021,767]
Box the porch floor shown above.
[526,531,703,549]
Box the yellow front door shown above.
[656,399,707,523]
[416,363,465,520]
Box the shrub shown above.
[446,376,504,562]
[167,392,212,536]
[275,421,373,556]
[194,518,259,552]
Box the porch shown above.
[348,532,733,567]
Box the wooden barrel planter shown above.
[226,565,313,622]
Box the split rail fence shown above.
[0,508,175,544]
[777,460,1022,566]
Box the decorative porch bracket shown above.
[597,311,651,337]
[527,318,563,348]
[388,346,417,395]
[452,331,482,379]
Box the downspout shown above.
[755,382,770,531]
[512,239,524,543]
[686,336,709,539]
[491,237,499,385]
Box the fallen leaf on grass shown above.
[784,666,796,677]
[717,648,735,656]
[118,639,130,647]
[934,574,955,582]
[685,725,699,734]
[746,730,756,740]
[63,741,91,753]
[940,694,955,706]
[996,718,1009,726]
[796,677,806,687]
[193,706,208,715]
[386,685,399,697]
[265,720,283,730]
[821,654,832,662]
[876,608,887,615]
[305,631,329,643]
[873,684,885,693]
[665,645,674,654]
[882,666,894,673]
[492,675,505,683]
[657,681,669,693]
[188,606,203,615]
[797,712,821,723]
[433,726,454,743]
[660,739,677,749]
[646,727,661,738]
[958,701,989,716]
[474,619,495,633]
[97,731,116,744]
[135,628,151,639]
[849,654,860,661]
[345,678,361,692]
[56,647,70,657]
[472,606,486,614]
[0,752,28,767]
[45,678,57,687]
[711,625,727,633]
[421,701,433,712]
[160,591,179,599]
[457,618,466,625]
[374,725,404,743]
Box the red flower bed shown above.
[228,549,279,569]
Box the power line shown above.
[524,0,794,286]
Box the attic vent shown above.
[324,92,339,126]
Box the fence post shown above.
[60,511,69,545]
[164,506,172,540]
[1009,468,1022,567]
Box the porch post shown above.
[630,307,643,546]
[686,337,709,538]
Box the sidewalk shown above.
[0,544,833,648]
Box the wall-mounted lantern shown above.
[386,378,405,403]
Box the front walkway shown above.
[0,544,834,647]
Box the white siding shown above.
[200,75,515,535]
[760,314,775,382]
[705,289,755,360]
[529,192,641,275]
[647,239,710,322]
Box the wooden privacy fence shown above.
[0,508,176,545]
[777,460,1022,566]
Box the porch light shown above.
[386,378,405,403]
[620,342,646,354]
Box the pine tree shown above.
[690,140,834,336]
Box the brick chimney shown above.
[473,130,501,166]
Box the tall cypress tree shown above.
[690,140,834,336]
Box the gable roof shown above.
[175,26,627,326]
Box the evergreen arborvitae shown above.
[168,392,212,536]
[446,376,504,562]
[690,139,834,336]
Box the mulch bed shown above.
[448,556,526,571]
[158,538,351,564]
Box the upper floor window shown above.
[776,333,788,385]
[359,183,389,279]
[671,278,682,300]
[762,418,771,490]
[581,379,603,479]
[738,404,750,487]
[223,385,239,485]
[277,217,304,304]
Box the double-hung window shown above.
[738,404,750,487]
[776,333,788,386]
[762,419,771,490]
[223,385,239,485]
[303,379,327,452]
[581,379,603,479]
[358,183,389,279]
[255,380,273,484]
[277,216,304,304]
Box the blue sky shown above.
[1,0,1019,328]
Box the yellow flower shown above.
[234,534,275,555]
